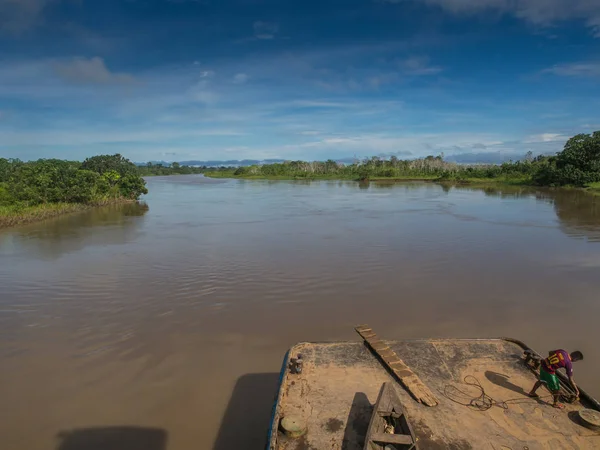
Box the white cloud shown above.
[543,62,600,77]
[364,56,442,88]
[380,0,600,36]
[53,57,136,85]
[292,100,356,108]
[368,73,401,88]
[233,73,248,84]
[0,127,245,147]
[524,133,566,143]
[186,70,221,103]
[323,137,357,144]
[0,51,587,162]
[284,132,511,156]
[253,21,279,40]
[401,56,443,75]
[188,79,218,103]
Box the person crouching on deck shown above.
[528,349,584,409]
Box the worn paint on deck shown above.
[269,339,600,450]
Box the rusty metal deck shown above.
[268,339,600,450]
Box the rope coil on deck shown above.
[444,376,553,412]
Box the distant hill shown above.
[137,152,546,167]
[137,158,358,167]
[180,159,285,167]
[137,159,286,167]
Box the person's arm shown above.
[566,362,579,397]
[569,376,579,398]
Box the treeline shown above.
[219,131,600,187]
[215,154,540,182]
[137,162,205,176]
[1,130,598,215]
[0,154,148,209]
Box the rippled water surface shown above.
[1,175,599,449]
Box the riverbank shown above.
[0,203,91,229]
[203,132,600,190]
[205,171,443,181]
[1,155,149,230]
[204,171,600,195]
[205,171,359,180]
[587,182,600,195]
[0,199,139,229]
[204,171,526,184]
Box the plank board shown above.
[370,433,414,445]
[355,325,438,407]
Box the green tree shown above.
[119,174,149,199]
[82,154,147,199]
[555,132,600,186]
[534,132,600,186]
[0,158,17,183]
[102,170,121,186]
[81,154,138,177]
[65,170,107,203]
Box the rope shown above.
[443,375,553,412]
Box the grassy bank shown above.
[0,198,141,229]
[586,182,600,195]
[0,203,90,229]
[206,170,359,180]
[205,171,528,185]
[367,175,529,184]
[437,175,531,186]
[205,170,442,182]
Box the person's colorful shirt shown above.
[542,349,573,377]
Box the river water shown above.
[1,175,599,450]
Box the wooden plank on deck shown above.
[355,325,439,407]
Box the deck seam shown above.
[431,341,456,383]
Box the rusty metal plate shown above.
[579,409,600,429]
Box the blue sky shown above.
[1,0,599,163]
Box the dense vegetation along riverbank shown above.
[206,131,600,193]
[137,162,205,176]
[2,131,599,228]
[0,155,148,229]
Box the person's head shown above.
[571,351,584,362]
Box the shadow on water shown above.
[552,190,600,242]
[213,373,281,450]
[56,426,167,450]
[1,202,149,259]
[452,184,600,242]
[342,392,372,450]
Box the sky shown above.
[1,0,599,163]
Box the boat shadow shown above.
[342,392,372,450]
[55,426,167,450]
[213,372,281,450]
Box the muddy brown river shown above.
[1,175,599,450]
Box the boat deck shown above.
[269,339,600,449]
